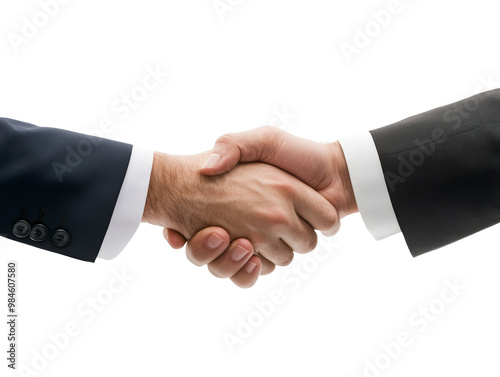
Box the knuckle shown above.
[323,207,339,230]
[278,252,294,266]
[273,178,293,193]
[261,247,293,267]
[292,231,317,254]
[215,133,235,145]
[260,125,281,138]
[260,262,276,275]
[264,207,289,228]
[304,234,318,253]
[259,126,282,159]
[322,220,341,237]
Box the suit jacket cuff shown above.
[97,147,154,259]
[339,132,401,240]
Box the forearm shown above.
[0,118,135,261]
[370,88,500,255]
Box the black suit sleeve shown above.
[0,118,133,262]
[370,89,500,256]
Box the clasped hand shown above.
[142,127,357,288]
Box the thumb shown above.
[200,126,280,176]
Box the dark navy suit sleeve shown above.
[370,89,500,256]
[0,118,133,262]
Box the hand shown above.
[164,127,358,287]
[201,127,357,217]
[164,226,264,288]
[142,150,338,268]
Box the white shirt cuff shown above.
[339,132,401,240]
[97,146,154,260]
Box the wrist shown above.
[142,152,176,227]
[141,152,213,238]
[329,141,358,216]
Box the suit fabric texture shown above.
[371,89,500,256]
[0,118,132,262]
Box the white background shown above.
[1,0,500,376]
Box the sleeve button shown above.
[51,229,71,248]
[12,220,31,238]
[30,224,49,242]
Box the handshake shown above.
[141,126,358,288]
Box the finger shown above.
[200,126,329,189]
[163,228,188,249]
[278,217,318,254]
[257,255,275,275]
[256,239,294,267]
[207,239,254,278]
[230,255,262,288]
[185,227,230,266]
[321,220,341,237]
[200,126,282,175]
[291,181,340,235]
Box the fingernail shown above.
[201,153,221,170]
[232,246,250,262]
[207,233,224,249]
[245,261,257,274]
